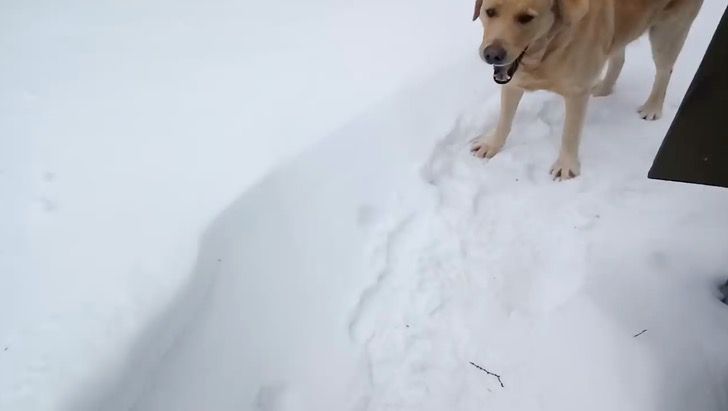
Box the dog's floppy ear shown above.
[473,0,484,21]
[554,0,589,25]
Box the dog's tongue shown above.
[493,65,512,84]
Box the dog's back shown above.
[611,0,703,49]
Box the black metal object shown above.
[648,7,728,188]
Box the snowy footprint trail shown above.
[349,65,728,410]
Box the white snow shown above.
[1,0,728,410]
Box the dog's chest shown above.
[512,65,569,94]
[513,50,605,94]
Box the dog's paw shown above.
[470,134,504,159]
[591,81,613,97]
[638,102,663,121]
[550,155,581,181]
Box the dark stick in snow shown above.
[633,329,648,338]
[469,361,504,388]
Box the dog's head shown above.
[473,0,588,84]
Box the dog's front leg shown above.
[550,93,589,180]
[472,86,524,159]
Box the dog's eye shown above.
[516,13,535,24]
[485,8,497,18]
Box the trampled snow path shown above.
[347,93,728,410]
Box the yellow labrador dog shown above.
[471,0,703,180]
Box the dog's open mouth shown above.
[493,48,527,85]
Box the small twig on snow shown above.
[633,329,648,338]
[469,361,504,388]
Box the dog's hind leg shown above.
[592,48,625,97]
[639,1,702,120]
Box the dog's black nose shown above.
[483,44,507,65]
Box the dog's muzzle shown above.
[491,48,528,85]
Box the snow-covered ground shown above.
[2,0,727,410]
